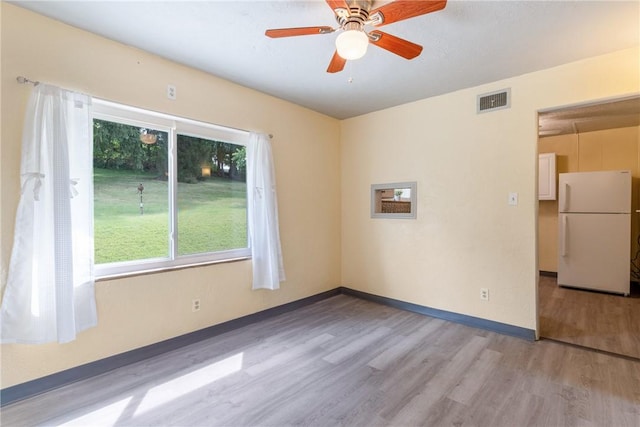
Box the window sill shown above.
[95,256,251,282]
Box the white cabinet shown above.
[538,153,556,200]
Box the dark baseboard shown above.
[339,287,536,342]
[539,271,558,277]
[1,285,535,407]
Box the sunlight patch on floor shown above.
[132,352,244,417]
[57,352,244,426]
[59,397,133,426]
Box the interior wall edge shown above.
[340,287,536,341]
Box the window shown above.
[370,182,417,219]
[93,100,250,277]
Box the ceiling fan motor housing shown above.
[335,0,372,31]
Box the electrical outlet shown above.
[192,299,200,312]
[167,84,176,100]
[480,288,489,301]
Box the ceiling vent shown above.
[477,88,511,114]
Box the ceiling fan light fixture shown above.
[335,29,368,60]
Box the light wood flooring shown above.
[2,294,640,426]
[539,275,640,359]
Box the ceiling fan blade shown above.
[326,0,349,11]
[265,26,335,38]
[327,51,346,73]
[369,30,423,60]
[370,0,447,27]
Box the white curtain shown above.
[0,84,97,344]
[246,132,286,290]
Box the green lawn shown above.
[94,168,247,264]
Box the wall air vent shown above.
[477,88,511,114]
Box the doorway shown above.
[537,95,640,359]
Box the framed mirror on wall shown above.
[371,181,417,219]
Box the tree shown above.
[93,119,167,177]
[232,146,246,171]
[93,119,245,184]
[177,135,213,183]
[231,146,246,180]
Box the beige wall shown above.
[0,4,341,388]
[341,47,640,331]
[538,126,640,272]
[2,2,640,391]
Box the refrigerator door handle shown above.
[561,215,568,257]
[562,183,569,212]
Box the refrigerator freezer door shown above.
[558,170,631,213]
[558,213,630,295]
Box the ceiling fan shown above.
[265,0,447,73]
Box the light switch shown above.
[508,192,518,206]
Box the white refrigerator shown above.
[557,170,631,295]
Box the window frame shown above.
[93,99,251,278]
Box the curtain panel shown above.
[1,84,97,344]
[247,133,286,290]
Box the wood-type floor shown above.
[2,294,639,426]
[539,275,640,359]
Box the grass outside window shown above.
[94,168,247,264]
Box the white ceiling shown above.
[10,0,640,120]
